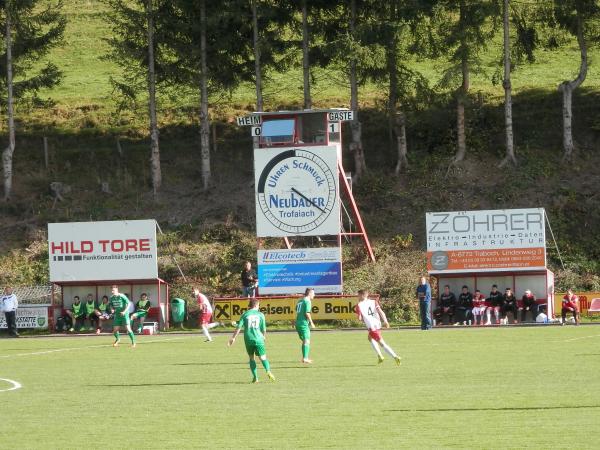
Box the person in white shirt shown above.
[193,287,222,342]
[355,289,401,365]
[2,286,19,337]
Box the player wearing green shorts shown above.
[296,288,316,364]
[130,293,151,334]
[228,298,275,383]
[109,285,136,348]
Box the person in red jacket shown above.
[561,289,580,325]
[520,289,539,322]
[471,289,487,326]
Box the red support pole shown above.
[338,160,375,262]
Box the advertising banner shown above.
[48,220,158,282]
[257,248,342,294]
[254,146,340,237]
[426,208,546,273]
[0,307,49,329]
[212,295,362,322]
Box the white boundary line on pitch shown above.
[563,334,600,342]
[0,378,22,392]
[0,336,192,359]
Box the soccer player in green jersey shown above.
[109,285,136,348]
[228,298,275,383]
[296,288,316,364]
[130,293,151,334]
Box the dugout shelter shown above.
[426,208,555,321]
[48,219,170,331]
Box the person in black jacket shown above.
[433,285,456,325]
[520,289,538,322]
[501,287,519,324]
[486,285,504,325]
[240,261,258,297]
[455,286,473,325]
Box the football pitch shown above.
[1,326,599,449]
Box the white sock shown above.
[494,309,500,320]
[369,339,383,357]
[207,322,219,329]
[486,310,491,322]
[380,340,397,358]
[202,326,211,340]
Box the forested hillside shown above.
[1,0,599,321]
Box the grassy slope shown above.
[2,2,600,296]
[1,327,599,449]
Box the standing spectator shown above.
[520,289,538,323]
[1,286,19,337]
[485,285,504,325]
[455,285,473,326]
[416,276,432,330]
[83,294,98,331]
[433,285,456,326]
[194,287,222,342]
[130,293,151,334]
[561,289,580,325]
[501,288,519,324]
[67,296,86,332]
[472,289,487,326]
[94,295,113,334]
[240,261,258,297]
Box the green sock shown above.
[113,331,120,341]
[261,358,270,372]
[127,331,135,344]
[249,360,258,380]
[302,343,310,359]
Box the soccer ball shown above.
[231,321,237,326]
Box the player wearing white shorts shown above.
[471,290,487,325]
[355,290,401,365]
[194,288,222,342]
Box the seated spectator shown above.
[455,285,473,325]
[433,285,456,325]
[83,294,99,331]
[561,289,580,325]
[485,285,503,325]
[130,293,151,334]
[472,289,487,325]
[94,295,113,334]
[520,289,538,323]
[501,288,519,324]
[66,296,86,332]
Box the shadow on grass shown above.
[385,405,600,413]
[171,362,245,366]
[90,381,248,387]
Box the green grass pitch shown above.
[1,326,599,449]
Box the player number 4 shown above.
[367,306,376,317]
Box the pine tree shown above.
[1,0,65,201]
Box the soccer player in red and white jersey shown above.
[561,289,580,325]
[193,287,222,342]
[471,289,487,326]
[355,290,401,365]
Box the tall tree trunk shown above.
[453,2,469,165]
[147,0,161,196]
[559,13,587,160]
[199,0,211,190]
[252,0,263,112]
[499,0,516,168]
[386,4,396,146]
[349,0,365,180]
[394,111,408,174]
[301,0,311,109]
[2,3,15,201]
